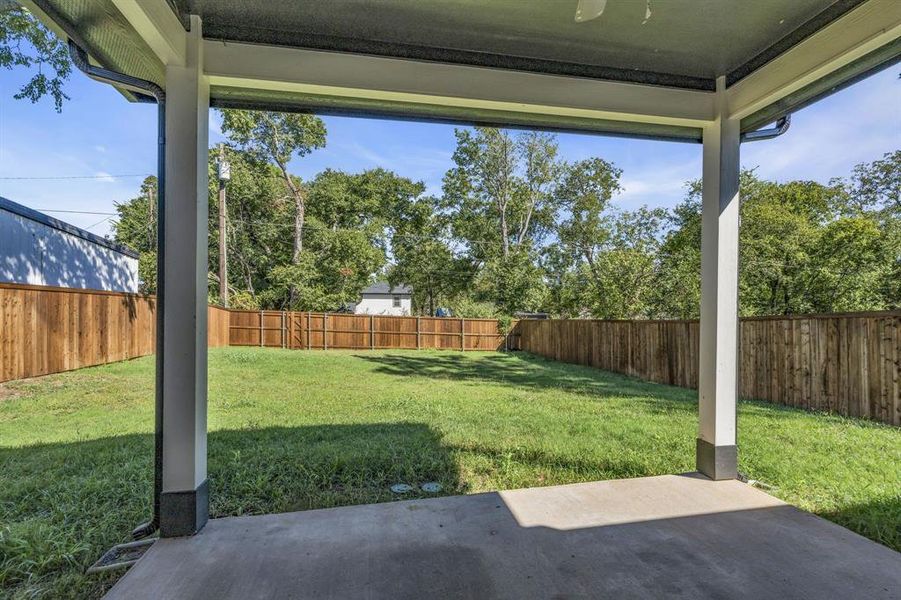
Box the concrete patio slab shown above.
[104,474,901,599]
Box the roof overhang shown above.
[23,0,901,142]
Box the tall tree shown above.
[388,195,473,315]
[551,202,666,319]
[205,148,290,307]
[553,158,623,279]
[113,176,159,293]
[441,127,562,312]
[219,110,327,304]
[516,131,561,247]
[442,127,561,259]
[649,189,703,319]
[587,207,667,319]
[652,161,900,318]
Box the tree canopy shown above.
[108,115,899,319]
[4,7,895,320]
[1,5,71,111]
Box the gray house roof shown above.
[0,196,138,258]
[362,281,412,295]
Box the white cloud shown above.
[743,69,900,182]
[614,159,700,210]
[94,171,117,183]
[342,141,388,165]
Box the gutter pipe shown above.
[68,41,166,540]
[740,115,791,143]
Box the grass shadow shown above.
[820,494,901,549]
[0,422,460,600]
[353,351,696,406]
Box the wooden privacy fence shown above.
[0,283,229,383]
[0,283,508,382]
[227,310,510,351]
[513,312,901,426]
[4,283,898,425]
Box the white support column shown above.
[161,14,209,536]
[697,76,740,480]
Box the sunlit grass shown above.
[1,348,898,599]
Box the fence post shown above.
[461,317,465,351]
[288,312,293,349]
[324,313,328,350]
[417,316,421,350]
[281,312,286,348]
[259,310,264,347]
[370,315,374,350]
[306,312,311,350]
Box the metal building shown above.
[0,196,138,293]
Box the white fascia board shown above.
[728,0,901,121]
[203,41,716,129]
[109,0,187,67]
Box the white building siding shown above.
[0,199,139,293]
[353,293,412,316]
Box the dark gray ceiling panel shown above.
[185,0,862,89]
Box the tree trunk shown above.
[293,194,304,261]
[500,209,509,257]
[280,164,305,305]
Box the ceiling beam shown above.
[728,0,901,122]
[203,41,716,131]
[109,0,187,67]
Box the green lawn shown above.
[1,348,899,599]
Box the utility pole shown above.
[217,143,230,307]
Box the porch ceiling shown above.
[176,0,864,91]
[23,0,901,139]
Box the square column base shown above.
[161,479,209,537]
[696,439,737,480]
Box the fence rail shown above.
[226,310,510,351]
[512,313,901,426]
[3,283,898,426]
[0,283,226,382]
[0,284,509,382]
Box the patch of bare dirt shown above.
[0,383,22,402]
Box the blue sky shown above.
[0,65,897,238]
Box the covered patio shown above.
[105,474,901,599]
[22,0,901,597]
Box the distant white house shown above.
[0,196,139,293]
[352,282,412,316]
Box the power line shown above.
[35,209,118,215]
[227,217,500,248]
[85,216,115,231]
[0,174,149,180]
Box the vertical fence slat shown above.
[460,318,465,351]
[512,312,901,426]
[2,282,898,426]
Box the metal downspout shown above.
[68,41,166,540]
[740,115,791,143]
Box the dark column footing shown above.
[161,479,209,537]
[696,439,737,480]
